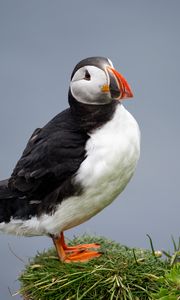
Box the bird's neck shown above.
[68,91,119,132]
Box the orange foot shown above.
[64,250,101,263]
[61,232,100,253]
[52,232,102,263]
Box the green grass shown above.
[152,264,180,299]
[18,235,180,300]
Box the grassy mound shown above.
[18,235,180,300]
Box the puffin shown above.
[0,57,140,262]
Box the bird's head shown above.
[69,56,133,105]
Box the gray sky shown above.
[0,1,180,299]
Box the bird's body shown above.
[0,57,140,262]
[0,103,140,236]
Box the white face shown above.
[70,65,112,105]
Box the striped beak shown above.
[106,66,133,100]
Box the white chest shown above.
[76,104,140,192]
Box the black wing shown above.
[8,108,88,201]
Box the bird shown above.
[0,57,140,263]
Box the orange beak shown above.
[107,66,133,100]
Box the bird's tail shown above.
[0,179,13,199]
[0,179,17,223]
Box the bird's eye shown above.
[84,70,91,81]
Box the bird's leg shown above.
[52,234,66,262]
[52,232,102,263]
